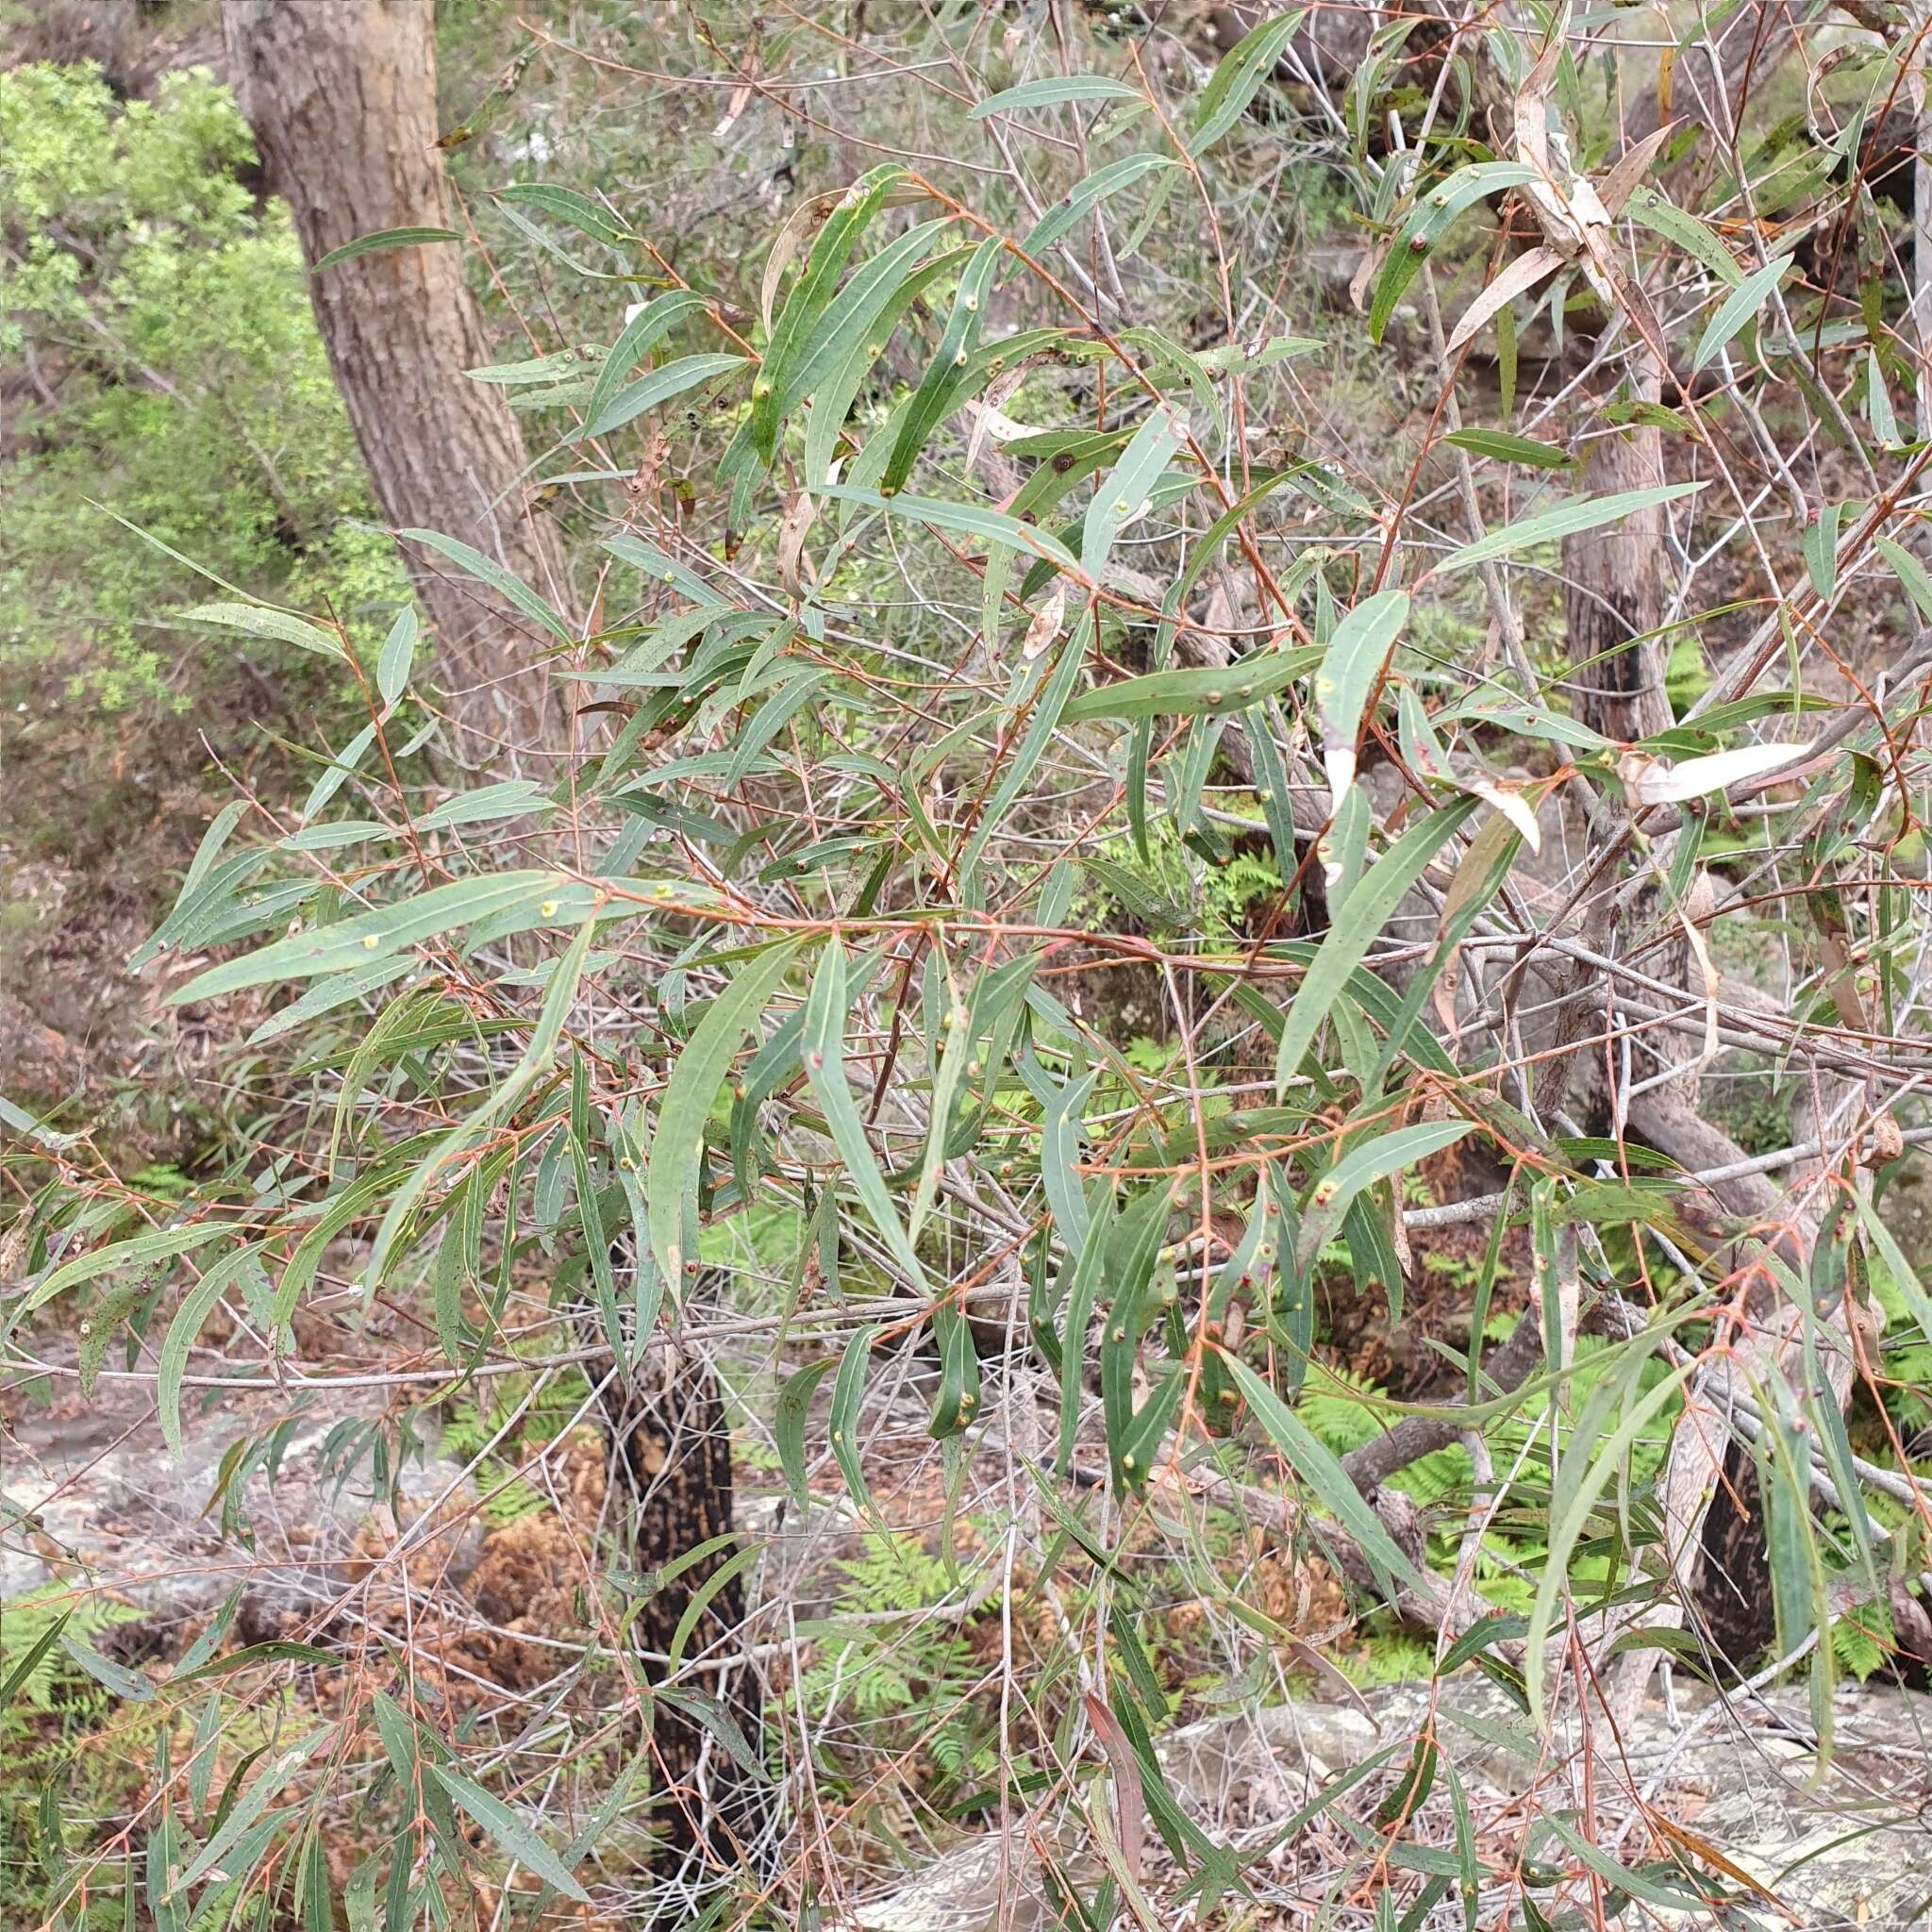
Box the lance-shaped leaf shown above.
[182,603,344,661]
[1313,589,1409,810]
[311,226,459,271]
[801,941,931,1290]
[1427,482,1703,579]
[1019,154,1177,257]
[1189,10,1307,156]
[169,871,561,1002]
[1295,1118,1474,1273]
[1220,1354,1430,1602]
[1082,403,1186,579]
[1064,645,1320,724]
[1274,798,1478,1093]
[973,75,1143,116]
[158,1245,268,1458]
[1630,740,1813,805]
[646,940,802,1287]
[578,351,749,441]
[399,529,575,641]
[1370,162,1539,342]
[821,484,1083,578]
[1690,255,1793,372]
[585,290,709,430]
[427,1769,589,1903]
[1524,1358,1696,1720]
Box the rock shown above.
[0,1351,475,1656]
[837,1676,1932,1932]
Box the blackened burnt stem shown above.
[604,1241,770,1877]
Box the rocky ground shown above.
[8,1347,1931,1931]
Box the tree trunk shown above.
[618,1340,770,1876]
[1619,0,1814,154]
[1562,358,1851,1703]
[1562,357,1674,750]
[224,0,571,767]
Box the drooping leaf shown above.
[646,941,802,1286]
[801,942,931,1290]
[1064,646,1321,724]
[1441,428,1575,469]
[310,226,460,271]
[1295,1119,1474,1271]
[1274,799,1478,1093]
[398,530,575,642]
[182,603,344,661]
[974,75,1143,116]
[1189,10,1307,156]
[1219,1355,1429,1602]
[1427,483,1704,579]
[578,351,750,441]
[1312,589,1409,809]
[1690,255,1793,372]
[426,1769,590,1903]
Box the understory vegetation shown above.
[5,1,1932,1928]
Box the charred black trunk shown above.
[608,1308,770,1878]
[1693,1444,1779,1674]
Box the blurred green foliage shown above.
[0,62,404,720]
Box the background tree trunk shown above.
[1563,357,1848,1702]
[224,0,571,766]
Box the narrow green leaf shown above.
[169,871,559,1003]
[1274,799,1477,1093]
[183,603,343,661]
[398,530,574,642]
[168,1737,318,1898]
[1428,483,1704,579]
[1690,255,1793,372]
[646,941,802,1286]
[466,348,591,386]
[1219,1355,1429,1600]
[829,1324,879,1516]
[1442,428,1575,469]
[973,75,1142,117]
[425,1769,589,1903]
[1874,534,1932,624]
[1524,1358,1696,1718]
[1064,644,1321,724]
[10,1224,234,1329]
[927,1301,981,1438]
[158,1245,265,1458]
[821,485,1084,578]
[802,942,931,1288]
[414,779,549,829]
[585,291,709,432]
[0,1608,72,1708]
[1623,191,1742,287]
[578,351,749,440]
[496,182,626,247]
[1312,589,1409,807]
[375,607,417,708]
[1295,1120,1474,1271]
[1369,163,1540,342]
[311,227,460,272]
[1056,1204,1112,1474]
[881,235,1004,493]
[1082,402,1187,578]
[1189,10,1306,156]
[775,1358,837,1509]
[1019,155,1177,256]
[59,1631,155,1704]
